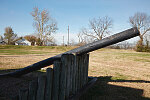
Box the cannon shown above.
[1,27,140,77]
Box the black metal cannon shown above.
[1,27,140,77]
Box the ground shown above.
[0,45,150,100]
[81,49,150,100]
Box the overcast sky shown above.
[0,0,150,44]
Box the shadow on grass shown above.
[80,76,150,100]
[0,69,46,99]
[0,69,150,100]
[0,69,46,78]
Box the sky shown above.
[0,0,150,44]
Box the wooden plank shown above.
[72,54,76,94]
[85,54,89,83]
[28,80,38,100]
[76,55,81,91]
[80,54,83,88]
[82,54,85,87]
[70,54,75,95]
[83,54,87,86]
[66,54,70,98]
[19,89,28,100]
[45,68,53,100]
[82,54,85,86]
[52,61,61,100]
[10,95,19,100]
[79,55,82,89]
[75,55,79,92]
[69,77,97,100]
[36,75,46,100]
[59,54,67,100]
[70,55,73,95]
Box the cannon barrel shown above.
[1,27,140,77]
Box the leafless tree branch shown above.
[81,16,113,41]
[31,7,58,45]
[129,12,150,42]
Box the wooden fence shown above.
[10,53,89,100]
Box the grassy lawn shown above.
[0,45,75,55]
[0,45,150,99]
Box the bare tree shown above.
[81,16,113,41]
[129,12,150,42]
[77,32,84,43]
[70,38,76,46]
[24,35,37,46]
[31,7,58,45]
[44,36,56,46]
[4,27,17,45]
[118,41,132,49]
[144,34,150,48]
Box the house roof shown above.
[15,38,30,43]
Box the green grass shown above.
[111,75,128,80]
[119,52,150,58]
[0,45,76,50]
[0,45,75,55]
[134,58,150,62]
[0,49,50,55]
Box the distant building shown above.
[0,35,6,45]
[15,38,31,46]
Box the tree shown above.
[24,35,37,46]
[4,27,17,45]
[81,16,113,41]
[77,32,85,45]
[144,35,150,52]
[129,12,150,42]
[70,38,76,46]
[31,7,58,45]
[36,38,42,46]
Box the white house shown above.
[15,38,31,46]
[0,35,6,45]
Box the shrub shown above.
[135,40,150,52]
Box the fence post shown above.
[85,54,89,83]
[74,55,78,93]
[28,80,38,100]
[19,89,28,100]
[36,75,46,100]
[74,53,89,93]
[12,53,89,100]
[45,68,53,100]
[10,95,19,100]
[75,55,80,91]
[52,60,61,100]
[81,54,84,88]
[83,53,89,86]
[59,54,67,100]
[72,54,76,94]
[82,54,86,86]
[79,55,82,89]
[70,54,74,95]
[66,55,71,99]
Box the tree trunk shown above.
[139,35,144,46]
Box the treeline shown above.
[1,7,150,52]
[76,12,150,52]
[1,27,56,46]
